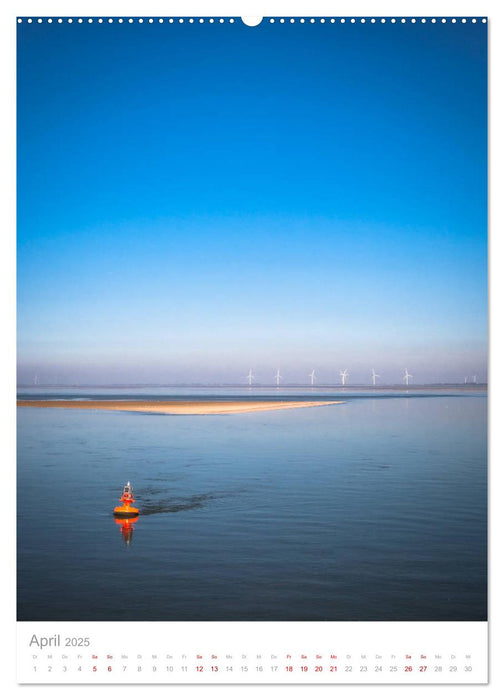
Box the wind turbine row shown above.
[464,375,478,383]
[244,368,414,386]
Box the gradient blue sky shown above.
[17,18,487,384]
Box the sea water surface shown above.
[17,388,487,621]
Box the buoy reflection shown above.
[114,515,139,546]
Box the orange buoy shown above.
[113,481,140,518]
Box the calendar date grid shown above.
[29,649,475,679]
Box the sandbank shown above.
[17,399,343,415]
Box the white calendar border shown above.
[4,0,501,697]
[17,620,488,684]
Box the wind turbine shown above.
[274,369,282,387]
[246,369,254,386]
[309,369,316,386]
[371,369,380,386]
[340,369,349,386]
[403,368,413,386]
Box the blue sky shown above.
[17,18,487,384]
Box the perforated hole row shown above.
[18,18,236,24]
[17,17,488,25]
[270,17,485,24]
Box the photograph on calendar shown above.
[17,16,487,624]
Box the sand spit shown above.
[17,399,343,415]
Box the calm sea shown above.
[17,388,487,621]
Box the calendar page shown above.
[14,1,489,688]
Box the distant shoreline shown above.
[16,399,343,415]
[17,384,486,390]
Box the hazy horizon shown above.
[17,364,486,387]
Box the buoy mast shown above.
[120,481,135,506]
